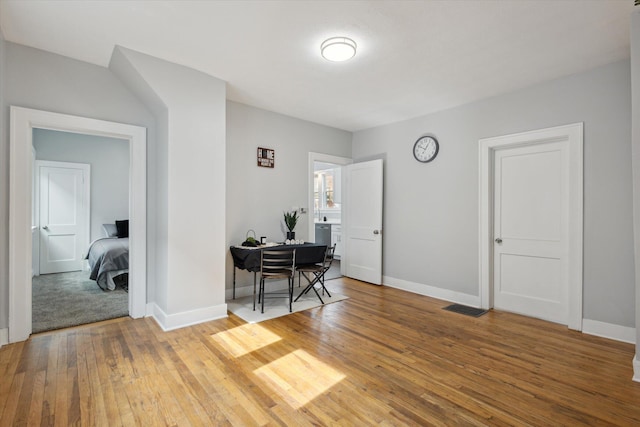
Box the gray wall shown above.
[0,31,6,329]
[33,129,129,243]
[1,42,157,326]
[353,59,635,328]
[630,9,640,357]
[226,101,352,293]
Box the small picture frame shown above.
[257,147,275,168]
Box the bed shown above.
[86,222,129,291]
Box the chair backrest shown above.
[260,249,296,278]
[322,244,336,271]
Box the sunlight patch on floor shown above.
[210,323,282,357]
[253,349,346,409]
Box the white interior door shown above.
[38,161,90,274]
[493,142,568,324]
[344,159,383,284]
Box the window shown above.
[314,167,341,211]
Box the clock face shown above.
[413,136,439,163]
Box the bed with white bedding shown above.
[86,223,129,291]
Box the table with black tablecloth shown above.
[229,242,327,299]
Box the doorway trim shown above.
[307,152,352,241]
[478,123,583,330]
[308,153,352,275]
[9,106,147,343]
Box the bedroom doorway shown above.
[30,130,131,333]
[9,107,147,343]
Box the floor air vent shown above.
[443,304,488,317]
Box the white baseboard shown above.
[148,302,228,332]
[582,319,636,344]
[634,355,640,383]
[0,328,8,348]
[383,276,481,307]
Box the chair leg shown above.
[295,271,325,304]
[253,272,257,311]
[261,278,265,314]
[289,277,293,312]
[320,272,331,298]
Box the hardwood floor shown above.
[1,277,639,426]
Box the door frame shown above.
[308,152,352,274]
[478,123,583,330]
[9,107,147,343]
[35,160,91,274]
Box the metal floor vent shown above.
[443,304,488,317]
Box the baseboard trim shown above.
[582,319,636,344]
[0,328,8,348]
[634,355,640,383]
[149,302,228,332]
[383,276,480,307]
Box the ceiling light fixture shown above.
[321,37,357,62]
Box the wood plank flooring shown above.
[1,277,639,426]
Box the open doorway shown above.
[9,107,146,343]
[31,129,130,333]
[308,153,352,279]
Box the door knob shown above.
[42,225,49,231]
[495,238,502,244]
[373,230,380,235]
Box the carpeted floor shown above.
[32,270,128,333]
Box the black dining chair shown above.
[258,249,296,313]
[295,244,335,304]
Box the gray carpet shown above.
[32,270,128,333]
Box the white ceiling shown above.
[0,1,634,132]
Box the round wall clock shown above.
[413,135,439,163]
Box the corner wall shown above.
[111,47,227,329]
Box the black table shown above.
[230,242,327,299]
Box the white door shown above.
[343,159,383,284]
[493,142,568,324]
[38,161,90,274]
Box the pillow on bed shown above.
[115,220,129,238]
[102,223,118,238]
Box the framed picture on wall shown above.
[257,147,275,168]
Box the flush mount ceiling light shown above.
[321,37,357,62]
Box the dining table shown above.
[229,242,328,299]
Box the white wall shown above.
[1,42,156,328]
[0,30,6,331]
[353,59,635,329]
[33,129,129,242]
[226,101,352,295]
[630,8,640,365]
[111,47,227,327]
